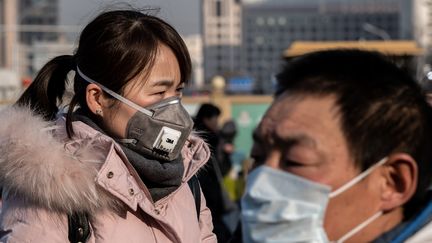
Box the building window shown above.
[255,36,264,45]
[216,1,222,17]
[267,17,276,26]
[256,17,265,26]
[278,17,287,26]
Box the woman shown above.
[0,10,216,243]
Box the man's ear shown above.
[380,153,418,212]
[86,84,105,116]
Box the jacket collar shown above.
[0,106,210,214]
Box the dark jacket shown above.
[194,121,233,242]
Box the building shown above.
[0,0,18,70]
[284,40,423,80]
[19,0,59,44]
[412,0,432,88]
[242,0,412,93]
[183,34,204,91]
[413,0,432,49]
[201,0,242,89]
[30,40,73,73]
[0,0,61,78]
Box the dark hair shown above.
[276,49,432,219]
[15,9,191,136]
[195,103,221,122]
[220,120,237,143]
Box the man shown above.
[241,50,432,242]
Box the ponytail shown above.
[15,55,75,120]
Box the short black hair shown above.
[276,49,432,219]
[195,103,221,122]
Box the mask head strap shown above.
[76,66,154,117]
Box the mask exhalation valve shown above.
[153,126,181,155]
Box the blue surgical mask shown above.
[241,157,388,243]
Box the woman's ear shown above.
[380,153,418,212]
[86,84,105,116]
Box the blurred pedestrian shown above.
[0,9,216,242]
[194,103,237,242]
[220,120,246,203]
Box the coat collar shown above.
[0,106,210,214]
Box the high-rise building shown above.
[201,0,242,89]
[242,0,411,93]
[413,0,432,86]
[183,34,204,91]
[1,0,60,77]
[0,0,6,67]
[414,0,432,49]
[0,0,18,70]
[19,0,59,44]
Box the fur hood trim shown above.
[0,106,122,214]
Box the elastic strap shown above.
[336,211,383,243]
[188,175,201,221]
[330,157,388,198]
[76,66,154,117]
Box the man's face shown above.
[252,93,386,241]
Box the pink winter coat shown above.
[0,106,217,243]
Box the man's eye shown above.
[281,159,302,168]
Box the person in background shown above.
[194,103,232,176]
[242,49,432,242]
[220,120,247,204]
[194,103,237,242]
[0,9,216,242]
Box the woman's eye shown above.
[176,87,184,93]
[154,91,165,96]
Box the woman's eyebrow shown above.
[151,80,174,87]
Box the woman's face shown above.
[99,44,184,139]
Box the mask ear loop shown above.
[329,157,388,242]
[76,66,154,117]
[334,211,383,243]
[329,157,388,198]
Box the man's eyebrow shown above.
[273,133,317,149]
